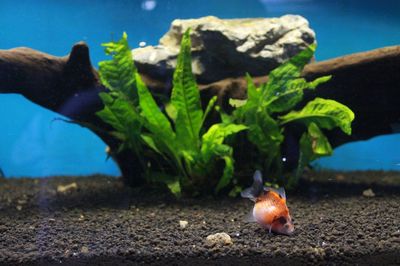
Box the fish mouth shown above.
[272,223,294,236]
[284,226,295,235]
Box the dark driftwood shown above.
[1,43,399,182]
[0,43,142,184]
[197,46,400,148]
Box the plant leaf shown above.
[202,124,248,146]
[279,97,355,135]
[228,185,243,197]
[201,96,217,128]
[171,29,203,149]
[293,122,333,187]
[229,98,247,108]
[266,75,332,113]
[96,92,142,151]
[232,74,261,122]
[165,102,177,121]
[300,122,333,161]
[200,124,246,177]
[99,32,138,104]
[250,44,333,114]
[246,111,284,154]
[215,155,235,192]
[136,72,176,142]
[167,179,181,197]
[96,93,141,132]
[141,134,162,155]
[148,172,181,197]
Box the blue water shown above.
[1,0,400,177]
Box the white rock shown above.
[363,188,375,197]
[57,182,78,194]
[132,15,315,83]
[205,232,233,247]
[179,220,188,229]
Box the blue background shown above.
[1,0,400,177]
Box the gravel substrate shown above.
[0,171,399,265]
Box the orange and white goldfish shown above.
[241,170,294,235]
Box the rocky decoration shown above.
[132,15,315,83]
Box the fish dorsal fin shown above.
[241,170,264,201]
[264,187,286,200]
[277,187,286,199]
[240,187,257,202]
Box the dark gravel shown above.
[0,171,399,265]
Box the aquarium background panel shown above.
[1,0,400,177]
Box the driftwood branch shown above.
[0,43,142,184]
[302,46,400,147]
[197,46,400,148]
[1,43,399,181]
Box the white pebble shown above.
[205,232,233,247]
[179,220,188,229]
[362,188,375,197]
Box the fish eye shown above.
[277,216,287,224]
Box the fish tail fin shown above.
[243,210,257,223]
[241,170,264,201]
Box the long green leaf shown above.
[96,93,141,133]
[202,124,248,146]
[201,96,217,128]
[171,29,203,149]
[96,92,142,152]
[279,97,355,135]
[232,74,261,123]
[293,122,333,187]
[246,111,284,154]
[266,75,332,113]
[262,44,316,104]
[99,32,138,104]
[136,72,176,142]
[215,155,235,192]
[300,122,333,161]
[201,124,247,166]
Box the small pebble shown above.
[17,199,27,205]
[362,188,375,197]
[16,205,22,211]
[81,246,89,254]
[205,232,233,247]
[57,182,78,194]
[179,220,188,229]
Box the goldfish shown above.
[241,170,294,235]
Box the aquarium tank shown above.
[0,0,399,265]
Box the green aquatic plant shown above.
[96,30,247,196]
[229,44,354,188]
[95,29,353,195]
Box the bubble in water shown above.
[141,0,157,11]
